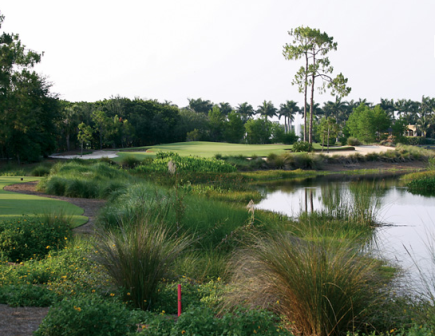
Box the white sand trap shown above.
[319,145,394,156]
[49,150,118,160]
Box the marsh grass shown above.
[173,249,230,281]
[98,183,262,251]
[226,231,390,336]
[38,161,133,199]
[402,171,435,192]
[94,219,191,310]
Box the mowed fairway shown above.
[115,141,293,161]
[0,177,87,228]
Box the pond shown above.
[255,173,435,289]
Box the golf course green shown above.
[115,141,296,161]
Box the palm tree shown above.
[256,100,277,121]
[236,102,255,123]
[218,102,233,116]
[279,100,300,133]
[322,97,348,125]
[356,98,373,108]
[416,115,432,137]
[379,98,395,119]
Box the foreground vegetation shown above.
[0,152,434,335]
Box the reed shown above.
[226,231,390,336]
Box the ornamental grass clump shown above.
[93,219,191,310]
[226,231,389,336]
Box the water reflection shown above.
[255,174,435,288]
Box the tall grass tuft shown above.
[226,231,389,336]
[93,219,191,310]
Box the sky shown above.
[1,0,435,112]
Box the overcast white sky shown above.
[2,0,434,110]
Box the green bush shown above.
[34,295,136,336]
[347,137,362,146]
[141,306,292,336]
[0,284,56,307]
[0,214,72,262]
[121,155,141,169]
[292,141,313,152]
[281,131,299,145]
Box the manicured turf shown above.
[0,177,87,228]
[114,141,294,161]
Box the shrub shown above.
[34,295,136,336]
[30,165,51,176]
[347,137,362,146]
[292,141,313,152]
[121,155,141,169]
[226,231,390,336]
[153,277,227,314]
[93,220,191,310]
[286,153,324,170]
[99,156,115,165]
[0,214,72,262]
[404,136,435,146]
[281,131,299,145]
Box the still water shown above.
[255,174,435,287]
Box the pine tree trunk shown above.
[309,49,316,144]
[304,54,308,142]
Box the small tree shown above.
[318,117,338,152]
[77,122,93,155]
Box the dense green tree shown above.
[187,98,213,114]
[0,13,59,162]
[245,117,272,144]
[207,106,225,142]
[347,104,390,143]
[176,109,208,141]
[224,111,245,143]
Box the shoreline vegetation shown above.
[0,142,434,335]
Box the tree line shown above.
[2,14,435,162]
